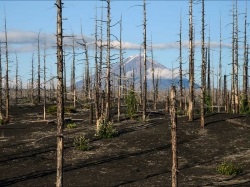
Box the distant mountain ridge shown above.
[76,54,199,90]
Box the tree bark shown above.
[188,0,194,121]
[56,0,64,186]
[142,0,147,122]
[170,86,178,187]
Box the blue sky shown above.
[0,0,249,87]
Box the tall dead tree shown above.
[188,0,194,121]
[71,36,76,108]
[200,0,206,128]
[207,27,211,98]
[170,86,178,187]
[142,0,147,121]
[105,0,112,121]
[37,30,41,103]
[118,15,123,121]
[15,53,19,105]
[55,0,64,186]
[179,12,183,111]
[243,2,248,106]
[234,0,239,113]
[231,1,236,113]
[94,9,100,129]
[151,35,156,110]
[43,37,47,120]
[4,9,10,123]
[0,41,2,122]
[31,53,35,104]
[218,15,222,113]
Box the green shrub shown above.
[240,97,250,114]
[96,118,117,139]
[73,134,91,151]
[125,89,138,119]
[47,105,77,114]
[0,119,3,125]
[217,161,243,176]
[67,123,77,129]
[205,94,212,113]
[47,105,57,114]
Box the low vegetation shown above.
[216,161,243,176]
[96,118,117,139]
[73,134,91,151]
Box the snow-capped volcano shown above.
[112,54,193,90]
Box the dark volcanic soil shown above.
[0,104,250,187]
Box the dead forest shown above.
[0,0,250,187]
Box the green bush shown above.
[47,105,57,114]
[0,119,3,125]
[216,161,243,176]
[73,134,91,151]
[205,94,212,113]
[47,105,77,114]
[240,97,250,114]
[67,123,77,129]
[125,89,138,119]
[96,118,117,139]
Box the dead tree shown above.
[0,41,2,122]
[31,53,35,104]
[170,86,178,187]
[151,35,156,110]
[188,0,194,121]
[15,53,19,105]
[224,75,228,112]
[218,16,222,113]
[4,9,10,123]
[243,2,248,106]
[231,1,236,113]
[43,37,47,120]
[37,30,41,103]
[71,36,76,108]
[179,12,183,111]
[118,15,123,121]
[55,0,64,186]
[234,0,239,113]
[142,0,147,121]
[200,0,206,128]
[94,9,100,129]
[105,0,112,121]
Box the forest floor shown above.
[0,103,250,187]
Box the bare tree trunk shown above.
[142,0,147,122]
[56,0,64,186]
[105,0,111,121]
[71,36,76,108]
[200,0,206,128]
[15,53,19,105]
[234,0,239,114]
[0,41,2,121]
[188,0,194,121]
[37,30,41,103]
[43,37,47,121]
[118,15,123,122]
[218,16,222,113]
[179,12,183,111]
[94,9,100,129]
[243,2,248,105]
[31,53,35,104]
[4,9,10,123]
[224,75,227,112]
[170,86,178,187]
[151,35,156,111]
[231,1,235,113]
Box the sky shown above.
[0,0,249,88]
